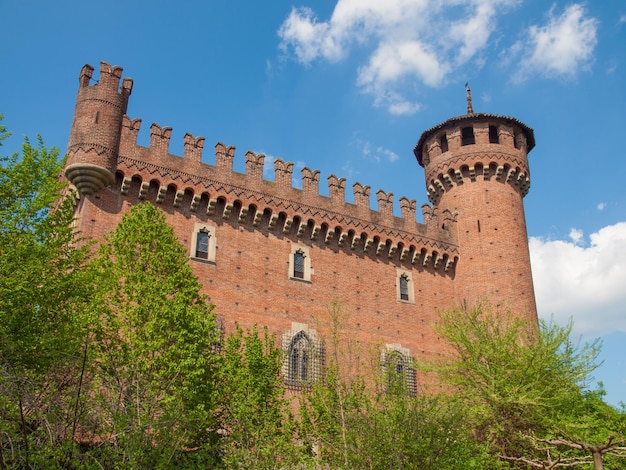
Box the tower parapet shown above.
[65,62,133,195]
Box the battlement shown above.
[78,61,133,100]
[118,115,451,225]
[110,114,459,271]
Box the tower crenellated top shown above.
[65,62,134,195]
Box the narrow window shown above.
[289,332,312,384]
[293,250,305,279]
[489,125,499,144]
[461,126,475,146]
[399,274,409,301]
[439,134,448,153]
[195,229,209,259]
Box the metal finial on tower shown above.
[465,82,474,114]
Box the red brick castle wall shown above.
[64,62,538,389]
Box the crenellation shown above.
[399,197,416,223]
[215,142,236,173]
[183,133,205,163]
[99,61,124,91]
[245,151,265,181]
[121,116,142,147]
[274,158,294,189]
[376,190,393,220]
[301,167,321,194]
[328,175,346,203]
[79,64,94,88]
[353,182,371,211]
[150,123,172,156]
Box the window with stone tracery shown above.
[282,324,323,389]
[382,345,416,396]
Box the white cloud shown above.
[353,134,400,163]
[530,222,626,337]
[278,0,518,113]
[569,228,583,244]
[598,202,606,211]
[512,4,598,81]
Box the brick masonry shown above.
[64,62,538,388]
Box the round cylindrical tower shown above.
[414,90,538,323]
[65,62,133,195]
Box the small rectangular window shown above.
[196,230,209,259]
[461,126,475,146]
[399,275,409,301]
[489,125,499,144]
[293,251,305,279]
[439,134,448,153]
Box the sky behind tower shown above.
[1,0,625,405]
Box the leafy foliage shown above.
[435,302,625,467]
[218,324,303,468]
[84,202,221,467]
[0,116,92,467]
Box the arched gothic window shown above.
[283,325,324,390]
[382,347,416,396]
[289,331,311,383]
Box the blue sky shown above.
[1,0,625,405]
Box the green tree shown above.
[85,202,220,468]
[218,324,303,468]
[0,116,92,467]
[435,302,626,468]
[300,301,496,469]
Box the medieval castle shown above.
[63,61,538,392]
